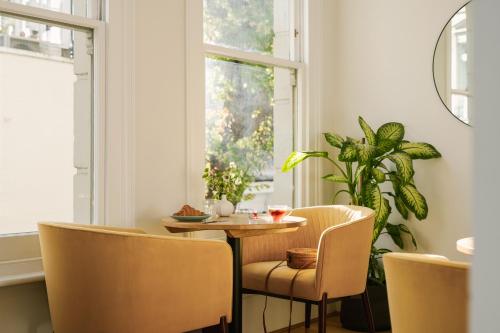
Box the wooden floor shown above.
[277,315,391,333]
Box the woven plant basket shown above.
[286,248,317,269]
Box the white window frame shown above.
[186,0,322,212]
[0,0,106,285]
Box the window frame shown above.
[186,0,321,216]
[0,0,106,283]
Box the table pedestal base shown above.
[227,237,242,333]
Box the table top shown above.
[163,214,307,238]
[456,237,474,255]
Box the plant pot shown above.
[340,283,391,332]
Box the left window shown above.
[0,0,102,235]
[3,0,97,17]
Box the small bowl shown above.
[171,214,211,222]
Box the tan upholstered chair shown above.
[242,205,375,333]
[38,223,232,333]
[384,253,470,333]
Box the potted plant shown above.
[281,116,441,331]
[202,160,256,207]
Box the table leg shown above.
[227,237,242,333]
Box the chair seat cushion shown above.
[242,261,319,301]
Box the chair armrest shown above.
[315,215,374,298]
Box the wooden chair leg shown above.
[318,293,327,333]
[361,289,376,333]
[305,302,312,328]
[219,316,228,333]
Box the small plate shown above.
[171,214,211,222]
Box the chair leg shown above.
[219,316,228,333]
[305,302,312,328]
[318,293,327,333]
[361,289,376,333]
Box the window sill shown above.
[0,257,44,288]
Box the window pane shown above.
[205,57,294,212]
[204,0,295,60]
[0,15,92,234]
[451,94,469,124]
[451,7,468,91]
[0,15,73,59]
[3,0,92,17]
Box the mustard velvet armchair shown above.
[38,223,232,333]
[241,205,376,333]
[384,253,470,333]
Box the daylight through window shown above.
[203,0,301,213]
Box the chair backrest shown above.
[314,207,374,298]
[39,222,232,333]
[384,253,470,333]
[242,205,373,265]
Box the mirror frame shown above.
[432,1,472,127]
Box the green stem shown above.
[345,163,358,205]
[326,157,348,178]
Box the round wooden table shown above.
[163,214,307,333]
[456,237,474,255]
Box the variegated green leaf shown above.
[388,172,401,190]
[356,143,378,164]
[358,116,377,145]
[399,184,428,220]
[338,143,357,162]
[323,174,349,183]
[385,223,417,249]
[394,195,409,219]
[281,151,328,172]
[324,133,344,148]
[399,224,417,248]
[374,248,392,255]
[372,168,386,183]
[387,152,414,183]
[354,165,367,183]
[385,223,404,249]
[366,183,391,226]
[377,122,405,142]
[376,122,405,151]
[397,142,442,160]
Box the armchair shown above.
[384,253,470,333]
[241,205,375,333]
[39,222,232,333]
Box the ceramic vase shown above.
[217,195,234,217]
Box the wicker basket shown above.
[286,248,317,269]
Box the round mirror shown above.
[433,2,472,125]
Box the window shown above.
[3,0,98,17]
[0,1,103,235]
[450,6,470,123]
[202,0,302,212]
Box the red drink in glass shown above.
[268,205,291,222]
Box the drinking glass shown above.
[267,205,292,222]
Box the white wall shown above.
[320,0,473,261]
[472,0,500,331]
[133,0,187,235]
[0,282,51,333]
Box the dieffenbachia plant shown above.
[281,116,441,283]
